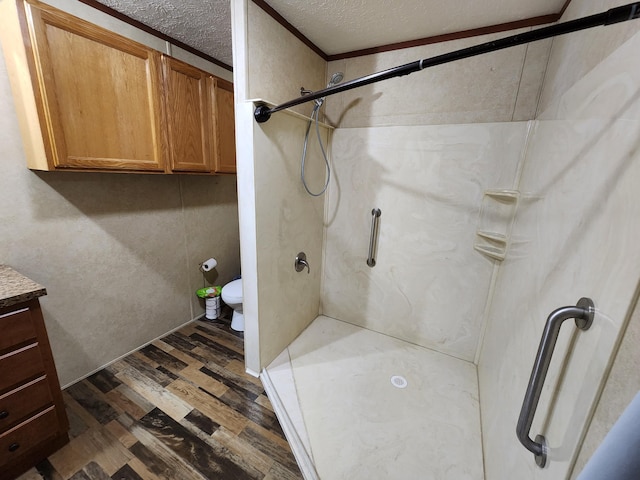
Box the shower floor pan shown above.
[262,315,484,480]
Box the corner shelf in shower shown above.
[474,189,519,262]
[476,230,508,243]
[483,189,519,202]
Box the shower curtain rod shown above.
[254,2,640,123]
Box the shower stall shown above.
[231,0,640,478]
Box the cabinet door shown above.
[24,2,166,172]
[162,56,213,173]
[212,78,237,174]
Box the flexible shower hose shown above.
[301,102,331,197]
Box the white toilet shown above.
[221,279,243,331]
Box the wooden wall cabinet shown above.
[0,299,69,480]
[1,0,167,172]
[162,57,237,174]
[0,0,236,175]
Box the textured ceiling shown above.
[265,0,567,55]
[93,0,234,66]
[92,0,568,67]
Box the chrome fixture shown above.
[516,297,595,467]
[300,72,344,197]
[295,252,310,274]
[314,72,344,107]
[367,208,382,267]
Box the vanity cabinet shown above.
[0,285,69,480]
[0,0,236,175]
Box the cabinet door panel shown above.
[163,56,212,172]
[26,3,166,171]
[213,78,237,174]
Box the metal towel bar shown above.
[367,208,381,267]
[516,297,595,468]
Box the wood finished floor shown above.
[16,315,303,480]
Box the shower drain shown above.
[390,375,408,389]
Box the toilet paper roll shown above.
[201,258,217,272]
[205,296,220,320]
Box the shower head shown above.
[327,72,344,88]
[311,72,345,109]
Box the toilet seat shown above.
[222,279,242,304]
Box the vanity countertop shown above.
[0,265,47,309]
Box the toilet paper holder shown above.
[200,258,217,272]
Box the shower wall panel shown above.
[322,122,529,361]
[233,0,329,371]
[537,0,640,121]
[326,32,551,128]
[246,1,326,117]
[253,111,330,367]
[478,20,640,480]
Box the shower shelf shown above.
[476,230,508,243]
[484,189,519,202]
[474,189,519,262]
[474,244,507,261]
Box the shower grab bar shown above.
[254,3,640,123]
[516,297,595,468]
[366,208,381,267]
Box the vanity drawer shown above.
[0,308,37,352]
[0,406,58,466]
[0,377,52,432]
[0,344,45,393]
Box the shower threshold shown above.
[262,315,484,480]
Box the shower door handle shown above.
[367,208,381,267]
[516,297,595,468]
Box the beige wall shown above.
[0,20,240,386]
[326,29,551,128]
[537,0,639,119]
[246,1,327,116]
[322,122,528,361]
[253,112,327,367]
